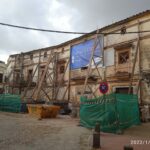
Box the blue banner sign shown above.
[70,38,102,70]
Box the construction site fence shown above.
[80,93,141,133]
[0,94,21,113]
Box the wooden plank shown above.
[68,50,71,102]
[138,21,143,104]
[93,86,99,95]
[87,84,97,98]
[128,39,140,94]
[32,52,54,100]
[37,50,41,83]
[82,30,99,95]
[61,84,69,101]
[21,64,39,100]
[46,71,54,84]
[92,57,102,80]
[55,58,70,100]
[41,87,51,101]
[52,53,58,100]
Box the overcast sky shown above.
[0,0,150,63]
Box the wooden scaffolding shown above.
[22,50,70,102]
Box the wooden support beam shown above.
[92,57,102,80]
[68,52,71,102]
[82,30,100,95]
[41,87,51,101]
[32,52,54,100]
[93,86,99,95]
[128,39,140,94]
[128,21,141,94]
[52,52,58,100]
[61,84,69,101]
[19,52,24,94]
[40,87,53,98]
[55,58,70,100]
[46,72,53,85]
[138,21,143,104]
[37,50,41,83]
[21,64,39,100]
[87,85,97,98]
[46,71,54,82]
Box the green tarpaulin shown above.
[0,94,21,113]
[80,94,140,133]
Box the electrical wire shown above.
[0,22,86,35]
[0,22,150,35]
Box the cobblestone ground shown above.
[0,112,150,150]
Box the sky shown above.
[0,0,150,63]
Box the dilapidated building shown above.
[0,61,7,94]
[7,10,150,104]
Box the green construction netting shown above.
[80,93,140,133]
[0,94,21,113]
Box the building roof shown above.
[10,10,150,57]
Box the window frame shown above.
[0,73,3,83]
[59,65,65,74]
[118,50,130,65]
[44,52,47,58]
[30,54,33,60]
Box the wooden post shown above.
[41,87,51,101]
[124,145,133,150]
[138,21,143,104]
[19,53,24,95]
[55,58,70,100]
[82,30,99,95]
[52,52,58,100]
[38,50,41,83]
[12,56,17,94]
[102,35,105,67]
[32,52,54,100]
[128,38,140,94]
[21,64,39,101]
[68,49,71,102]
[93,123,101,148]
[87,84,97,98]
[128,21,141,94]
[92,57,102,80]
[61,83,69,101]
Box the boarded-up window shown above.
[27,69,33,81]
[115,87,133,94]
[44,52,47,58]
[0,73,3,83]
[30,54,33,60]
[59,65,65,74]
[15,73,20,84]
[104,48,114,66]
[40,66,46,83]
[118,51,129,64]
[57,60,66,74]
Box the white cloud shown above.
[0,0,149,63]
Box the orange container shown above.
[27,104,60,119]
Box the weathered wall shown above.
[6,12,150,104]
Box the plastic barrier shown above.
[80,93,140,133]
[0,94,21,113]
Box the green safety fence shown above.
[80,93,140,133]
[0,94,21,113]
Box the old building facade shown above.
[0,61,7,94]
[7,10,150,104]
